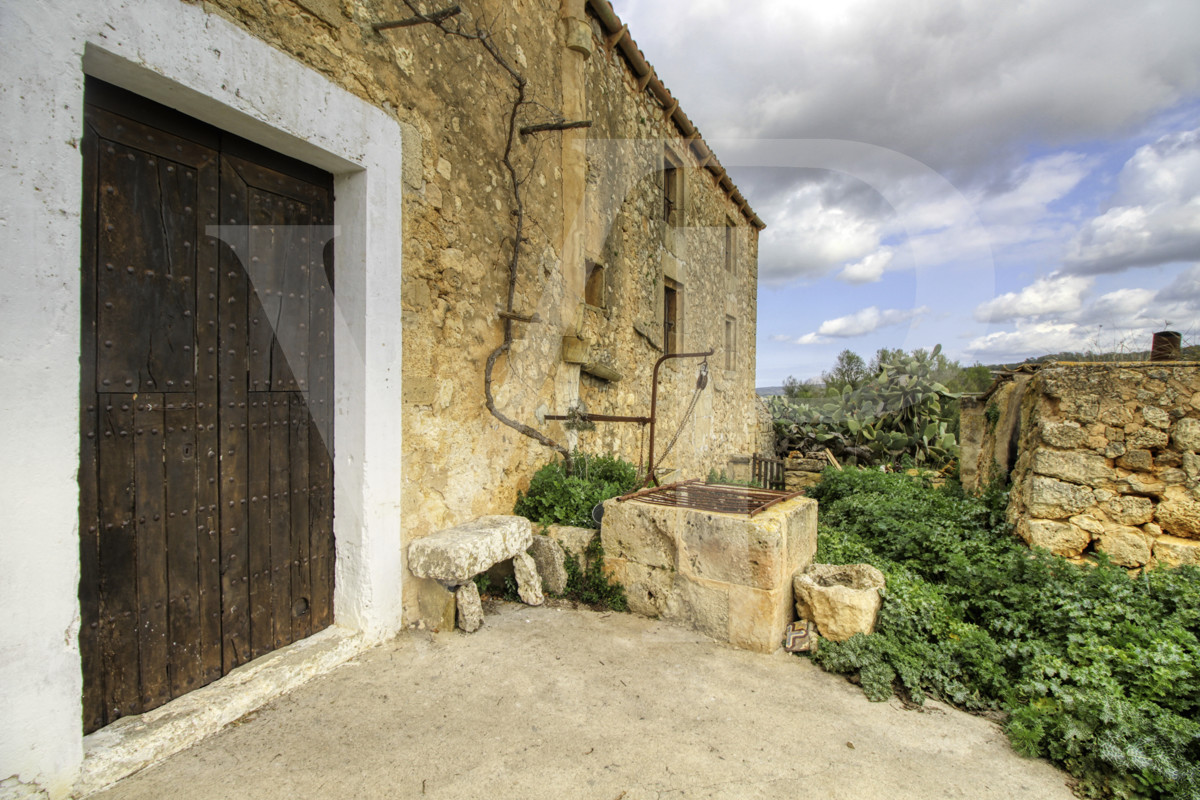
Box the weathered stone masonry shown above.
[195,0,764,623]
[962,363,1200,568]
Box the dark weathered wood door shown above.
[79,80,334,733]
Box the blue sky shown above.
[608,0,1200,387]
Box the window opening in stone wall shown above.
[663,149,681,227]
[585,260,605,308]
[664,278,680,354]
[725,315,737,370]
[725,217,736,272]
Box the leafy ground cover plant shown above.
[513,451,637,529]
[560,535,628,612]
[806,468,1200,800]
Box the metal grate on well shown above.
[616,480,804,518]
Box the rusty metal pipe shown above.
[544,413,651,424]
[645,350,713,487]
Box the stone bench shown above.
[408,515,543,632]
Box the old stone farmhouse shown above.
[0,0,763,795]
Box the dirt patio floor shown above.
[91,601,1076,800]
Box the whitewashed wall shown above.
[0,1,407,795]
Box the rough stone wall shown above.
[569,8,760,485]
[195,0,762,623]
[1004,363,1200,568]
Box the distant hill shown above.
[1009,344,1200,367]
[756,386,787,397]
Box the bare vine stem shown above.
[396,2,572,465]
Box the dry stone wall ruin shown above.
[962,363,1200,568]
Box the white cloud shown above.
[613,0,1200,178]
[794,332,827,345]
[1066,128,1200,273]
[965,322,1084,360]
[1073,288,1158,326]
[838,248,894,284]
[757,182,883,283]
[1156,263,1200,302]
[974,273,1093,322]
[816,305,929,338]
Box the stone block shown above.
[546,524,597,571]
[1113,474,1166,497]
[413,577,456,632]
[600,501,675,569]
[672,579,731,642]
[1128,427,1168,450]
[784,471,823,492]
[561,334,590,364]
[786,456,827,472]
[563,16,594,55]
[783,497,819,577]
[1031,450,1113,487]
[1155,493,1200,540]
[528,535,568,595]
[679,512,785,590]
[1155,452,1183,468]
[455,582,483,633]
[408,516,533,584]
[794,563,885,643]
[1184,452,1200,481]
[604,558,674,618]
[1172,418,1200,452]
[1070,514,1105,537]
[512,552,545,606]
[1027,475,1095,519]
[1022,519,1092,557]
[1097,525,1151,566]
[1162,468,1188,485]
[1040,421,1087,449]
[1116,449,1154,472]
[1100,405,1133,426]
[1104,495,1154,526]
[728,583,793,653]
[1152,534,1200,567]
[1143,405,1171,429]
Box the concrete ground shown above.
[92,602,1076,800]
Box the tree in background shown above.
[821,349,869,392]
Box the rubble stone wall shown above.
[996,363,1200,568]
[198,0,762,623]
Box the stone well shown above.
[600,493,818,653]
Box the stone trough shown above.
[600,491,818,652]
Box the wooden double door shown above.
[79,80,335,733]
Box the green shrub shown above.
[805,468,1200,800]
[513,452,638,529]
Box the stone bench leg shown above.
[456,582,484,633]
[512,552,544,606]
